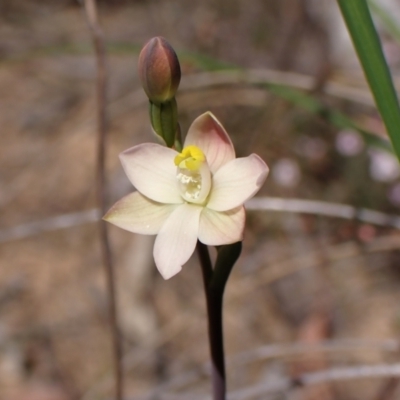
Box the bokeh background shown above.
[2,0,400,399]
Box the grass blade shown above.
[337,0,400,159]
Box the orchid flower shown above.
[104,112,269,279]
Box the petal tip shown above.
[102,207,115,223]
[203,110,218,121]
[159,265,183,280]
[250,153,269,185]
[196,111,224,131]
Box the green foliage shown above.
[337,0,400,160]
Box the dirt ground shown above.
[2,1,400,399]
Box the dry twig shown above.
[82,1,123,399]
[130,362,400,400]
[2,196,400,244]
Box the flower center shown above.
[174,145,211,204]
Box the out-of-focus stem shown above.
[83,1,123,399]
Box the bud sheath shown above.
[149,99,178,147]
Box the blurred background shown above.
[2,0,400,399]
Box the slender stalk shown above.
[83,1,123,399]
[197,242,226,400]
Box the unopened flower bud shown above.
[138,37,181,104]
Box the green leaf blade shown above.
[337,0,400,160]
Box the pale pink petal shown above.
[154,203,202,279]
[104,192,177,234]
[120,143,183,204]
[184,112,235,173]
[207,154,269,212]
[199,206,245,245]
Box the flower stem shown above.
[197,242,226,400]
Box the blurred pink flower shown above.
[105,112,268,279]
